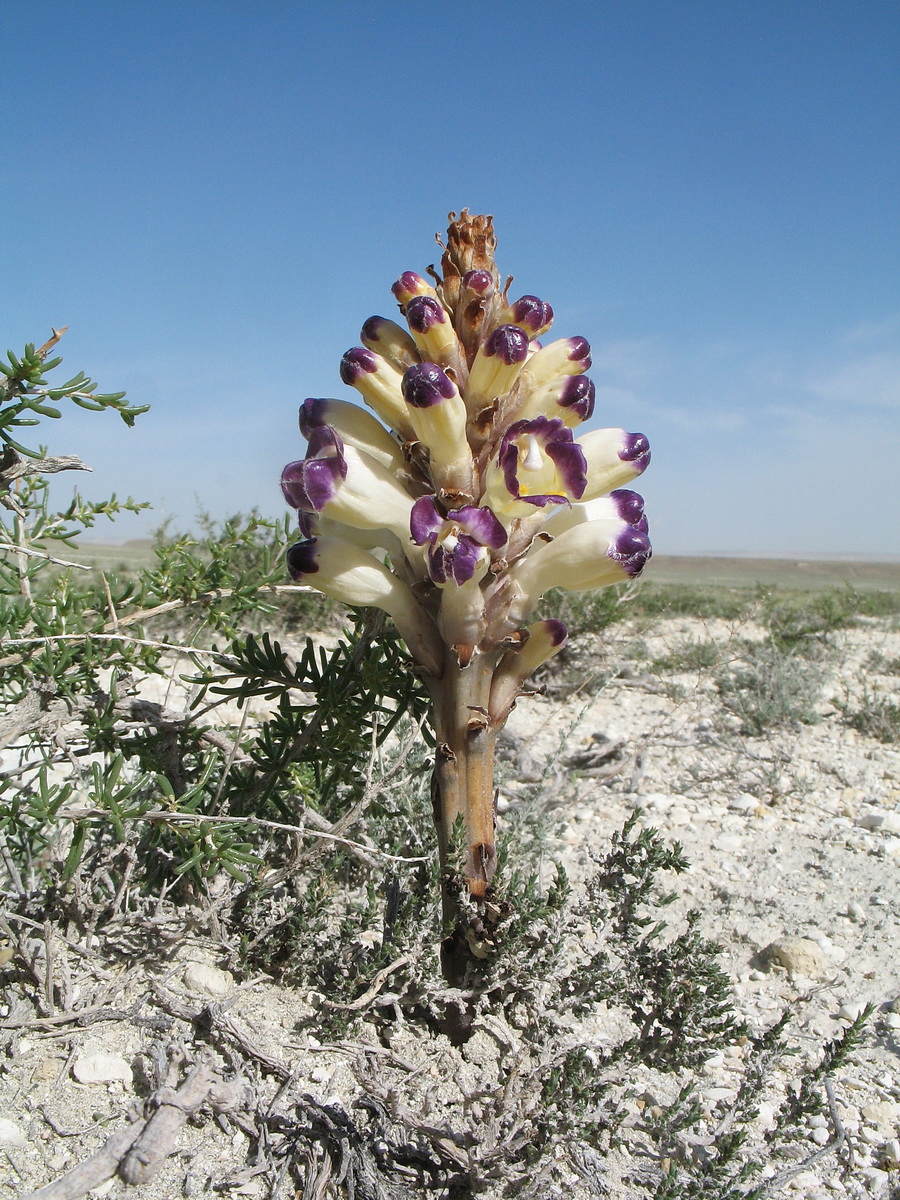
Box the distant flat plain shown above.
[61,542,900,593]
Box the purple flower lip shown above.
[608,527,652,577]
[391,271,429,303]
[286,539,320,580]
[509,295,554,334]
[298,398,330,438]
[462,269,493,295]
[567,336,592,367]
[410,496,444,545]
[401,362,456,408]
[410,497,506,583]
[499,415,588,504]
[297,510,317,539]
[619,432,651,473]
[558,376,595,421]
[339,347,378,384]
[410,496,507,551]
[484,324,529,366]
[608,488,647,529]
[281,428,347,513]
[542,618,568,648]
[405,295,447,332]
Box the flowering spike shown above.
[281,211,651,969]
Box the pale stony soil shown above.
[1,612,900,1199]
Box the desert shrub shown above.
[539,581,632,633]
[630,583,752,622]
[866,649,900,675]
[840,687,900,744]
[715,641,824,734]
[651,637,722,673]
[759,584,900,652]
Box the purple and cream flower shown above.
[461,269,494,296]
[503,519,652,627]
[391,271,436,306]
[513,374,596,427]
[410,495,507,586]
[401,363,473,495]
[465,324,530,408]
[518,335,592,393]
[577,429,651,499]
[497,295,555,337]
[299,397,405,473]
[286,535,442,676]
[405,295,458,364]
[360,316,420,372]
[339,346,411,436]
[482,415,588,519]
[281,427,414,539]
[542,489,648,538]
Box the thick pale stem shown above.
[428,647,502,902]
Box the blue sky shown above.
[4,1,898,556]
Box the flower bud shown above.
[281,428,414,539]
[489,619,568,721]
[405,295,459,364]
[577,430,651,499]
[299,397,405,473]
[461,269,494,296]
[401,363,473,496]
[497,295,554,337]
[542,489,648,538]
[507,520,651,624]
[391,271,437,305]
[513,375,596,427]
[465,324,530,407]
[339,347,413,436]
[518,335,592,393]
[287,536,442,676]
[360,316,420,372]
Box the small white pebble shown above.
[0,1118,27,1148]
[881,1138,900,1166]
[846,901,866,923]
[838,1001,866,1022]
[883,1012,900,1030]
[810,1127,830,1146]
[310,1066,330,1084]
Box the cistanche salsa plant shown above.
[280,211,651,976]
